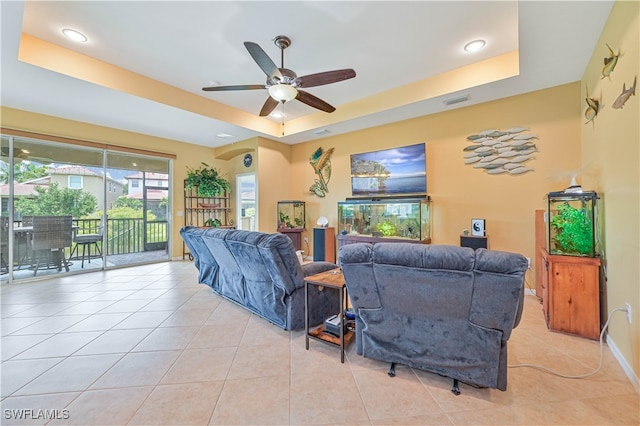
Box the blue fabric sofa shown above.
[339,242,528,392]
[180,226,340,330]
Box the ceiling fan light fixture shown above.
[62,28,88,43]
[464,39,485,52]
[268,84,298,102]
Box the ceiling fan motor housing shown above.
[269,68,298,86]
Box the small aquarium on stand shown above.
[277,201,306,251]
[547,190,599,257]
[542,188,602,341]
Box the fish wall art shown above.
[612,76,636,110]
[463,127,537,175]
[309,147,334,198]
[584,85,601,124]
[602,43,620,80]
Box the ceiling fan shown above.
[202,35,356,117]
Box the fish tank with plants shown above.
[547,190,599,257]
[277,200,305,230]
[337,197,431,243]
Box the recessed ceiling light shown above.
[464,39,485,52]
[62,28,88,43]
[216,133,234,138]
[271,112,283,119]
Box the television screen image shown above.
[350,143,426,196]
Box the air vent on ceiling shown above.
[443,94,469,106]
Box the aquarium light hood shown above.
[564,175,583,193]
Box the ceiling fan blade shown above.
[244,42,283,81]
[202,84,266,92]
[296,90,336,113]
[259,96,280,117]
[296,69,356,88]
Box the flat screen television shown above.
[350,143,427,197]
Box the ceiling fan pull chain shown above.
[281,103,285,136]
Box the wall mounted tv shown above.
[350,143,427,197]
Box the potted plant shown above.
[203,217,222,228]
[186,162,231,197]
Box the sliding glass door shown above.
[1,134,172,283]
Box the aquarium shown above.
[277,200,305,230]
[337,197,431,242]
[547,191,598,257]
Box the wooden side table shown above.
[304,268,353,363]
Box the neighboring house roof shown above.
[126,189,168,201]
[49,165,101,177]
[21,176,51,185]
[125,172,169,180]
[0,183,46,197]
[49,165,125,186]
[1,165,127,197]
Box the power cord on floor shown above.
[508,307,628,379]
[304,239,310,260]
[524,275,542,302]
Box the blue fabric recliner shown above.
[180,226,340,330]
[339,242,527,393]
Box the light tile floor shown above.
[1,261,638,425]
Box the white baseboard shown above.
[607,334,640,394]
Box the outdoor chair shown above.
[1,216,33,273]
[0,217,9,273]
[30,215,73,276]
[70,218,103,268]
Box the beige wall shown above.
[211,136,291,233]
[289,83,582,288]
[256,138,294,232]
[581,0,639,385]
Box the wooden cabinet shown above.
[534,209,546,297]
[278,228,304,251]
[541,249,601,340]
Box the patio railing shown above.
[71,218,168,255]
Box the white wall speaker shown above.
[471,219,485,236]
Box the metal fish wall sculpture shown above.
[584,85,600,124]
[602,43,620,80]
[309,147,334,198]
[612,76,636,109]
[463,127,537,175]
